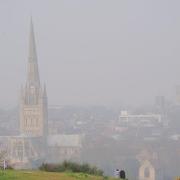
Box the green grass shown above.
[0,170,119,180]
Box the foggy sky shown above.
[0,0,180,108]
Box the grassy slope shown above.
[0,170,118,180]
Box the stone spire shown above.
[27,18,40,87]
[20,19,48,138]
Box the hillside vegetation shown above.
[39,161,103,176]
[0,170,118,180]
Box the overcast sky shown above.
[0,0,180,108]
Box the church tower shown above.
[20,19,48,137]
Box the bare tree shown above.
[0,150,7,161]
[0,149,8,169]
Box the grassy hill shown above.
[0,170,119,180]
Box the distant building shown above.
[155,96,166,112]
[0,19,82,169]
[119,111,162,127]
[47,134,82,162]
[8,19,48,168]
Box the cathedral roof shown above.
[47,134,82,147]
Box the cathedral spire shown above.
[20,19,48,138]
[27,18,40,86]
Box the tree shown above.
[0,149,8,168]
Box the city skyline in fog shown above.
[0,0,180,108]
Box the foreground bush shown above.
[39,161,104,176]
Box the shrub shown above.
[39,161,104,176]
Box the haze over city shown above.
[0,0,180,108]
[1,1,180,180]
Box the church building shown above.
[0,19,82,169]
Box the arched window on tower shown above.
[144,167,150,178]
[24,118,27,126]
[31,118,33,126]
[36,119,38,127]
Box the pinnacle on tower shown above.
[43,84,47,97]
